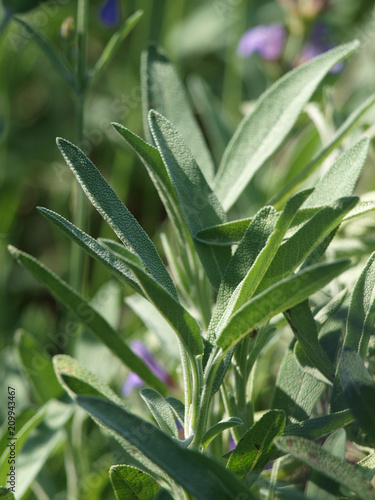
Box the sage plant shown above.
[5,39,375,500]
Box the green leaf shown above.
[149,110,230,290]
[214,41,359,210]
[202,417,243,449]
[357,453,375,481]
[227,410,285,486]
[97,242,203,357]
[140,389,179,438]
[165,397,185,425]
[15,329,63,404]
[3,400,73,499]
[56,138,177,299]
[112,123,186,245]
[216,259,351,352]
[283,409,354,440]
[275,435,375,500]
[53,355,166,479]
[195,200,375,247]
[208,206,278,340]
[109,465,160,500]
[272,348,325,423]
[141,44,215,183]
[154,490,174,500]
[93,10,144,84]
[305,429,347,500]
[332,252,375,411]
[8,246,166,394]
[255,196,358,294]
[0,488,15,499]
[339,348,375,441]
[270,92,375,208]
[125,294,180,361]
[76,395,254,500]
[285,301,335,382]
[302,138,369,208]
[37,208,144,295]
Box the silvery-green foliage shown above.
[8,40,375,499]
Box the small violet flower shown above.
[121,340,175,396]
[237,24,286,61]
[298,23,344,73]
[99,0,120,28]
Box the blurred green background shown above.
[2,0,375,398]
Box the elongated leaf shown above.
[15,329,63,404]
[233,189,314,312]
[54,355,167,479]
[357,454,375,480]
[339,348,375,441]
[165,398,185,427]
[109,465,160,500]
[305,429,346,500]
[77,395,254,500]
[227,410,285,486]
[56,138,177,299]
[93,10,144,82]
[141,44,215,183]
[255,196,358,294]
[149,110,230,290]
[214,41,359,211]
[303,138,369,208]
[270,92,375,207]
[38,207,143,294]
[285,301,335,382]
[97,243,203,356]
[8,246,166,394]
[272,348,325,423]
[202,417,243,449]
[332,252,375,411]
[155,490,174,500]
[216,259,350,352]
[195,200,375,246]
[112,123,186,244]
[140,389,179,438]
[283,409,354,439]
[275,435,375,500]
[209,206,278,339]
[125,294,180,361]
[9,400,73,499]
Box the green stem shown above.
[70,0,89,292]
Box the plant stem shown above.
[70,0,89,292]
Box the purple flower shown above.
[298,23,344,73]
[99,0,120,28]
[237,24,286,61]
[121,340,175,396]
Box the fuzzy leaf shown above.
[109,465,160,500]
[38,208,144,295]
[275,435,375,500]
[56,138,177,299]
[214,41,359,210]
[8,246,166,394]
[255,196,358,294]
[140,389,179,438]
[141,44,215,183]
[270,92,375,208]
[302,138,369,208]
[0,489,15,499]
[216,259,350,352]
[339,348,375,441]
[227,410,285,486]
[165,397,185,425]
[76,396,254,500]
[202,417,243,449]
[272,348,325,423]
[149,110,231,290]
[283,409,354,439]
